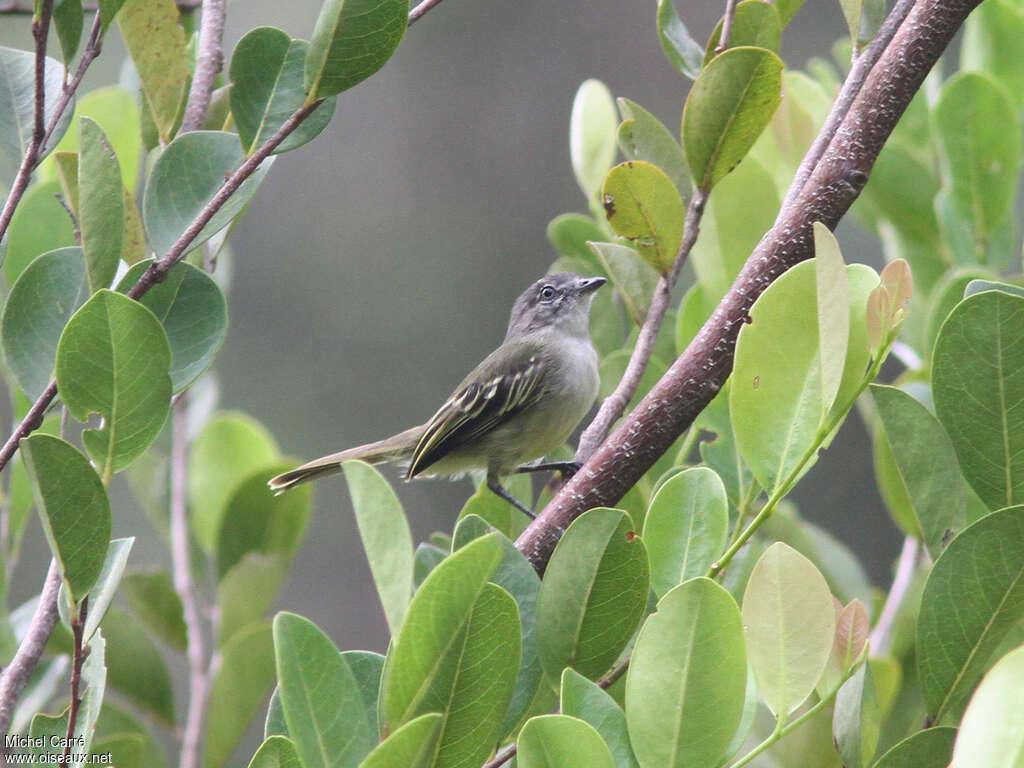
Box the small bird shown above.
[268,273,607,518]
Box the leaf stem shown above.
[715,0,739,55]
[868,535,919,656]
[727,683,838,768]
[576,188,709,462]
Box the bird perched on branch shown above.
[268,273,607,518]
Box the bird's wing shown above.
[406,340,547,477]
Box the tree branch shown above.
[408,0,445,25]
[179,0,226,133]
[516,0,984,572]
[715,0,739,55]
[0,561,61,738]
[172,399,207,768]
[61,598,89,764]
[868,535,920,656]
[576,189,708,461]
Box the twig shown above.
[576,189,709,461]
[516,0,984,573]
[55,193,81,246]
[61,598,89,763]
[0,10,103,245]
[868,536,919,656]
[597,656,630,689]
[482,743,517,768]
[0,561,61,739]
[180,0,227,133]
[715,0,739,55]
[776,0,916,216]
[408,0,445,25]
[172,398,207,768]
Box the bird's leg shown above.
[487,469,537,519]
[514,461,583,478]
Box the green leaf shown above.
[53,0,84,65]
[80,538,134,643]
[97,0,126,31]
[933,291,1024,510]
[812,223,850,421]
[873,726,956,768]
[598,350,667,415]
[742,542,835,717]
[56,289,172,478]
[78,117,124,292]
[458,483,530,540]
[934,72,1020,241]
[117,0,189,140]
[832,662,880,768]
[2,247,90,400]
[643,467,728,597]
[682,46,783,190]
[143,131,273,256]
[656,0,704,79]
[343,650,385,739]
[961,0,1024,109]
[92,702,168,768]
[265,689,288,739]
[342,461,414,638]
[217,554,287,648]
[45,87,143,189]
[358,713,442,768]
[102,608,175,723]
[114,260,228,392]
[949,644,1024,768]
[4,180,77,284]
[547,214,608,268]
[587,242,659,326]
[73,629,107,763]
[246,736,302,768]
[731,260,856,494]
[601,161,684,274]
[21,435,111,602]
[536,508,649,680]
[518,714,616,768]
[382,533,501,724]
[560,669,639,768]
[121,570,187,651]
[305,0,409,100]
[188,412,279,552]
[695,382,756,510]
[413,543,447,588]
[205,622,276,768]
[924,268,995,365]
[571,79,619,201]
[273,612,375,768]
[705,1,782,63]
[871,385,967,557]
[230,28,337,155]
[775,0,808,25]
[625,578,747,768]
[616,98,691,202]
[964,279,1024,300]
[451,517,543,737]
[916,507,1024,723]
[0,47,72,179]
[689,155,778,301]
[215,463,312,580]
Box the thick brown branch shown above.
[516,0,983,572]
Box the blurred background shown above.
[1,0,895,663]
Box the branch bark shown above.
[516,0,984,572]
[179,0,227,133]
[0,562,61,739]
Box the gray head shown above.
[505,273,607,340]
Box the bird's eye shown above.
[540,285,556,301]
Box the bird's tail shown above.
[268,426,422,494]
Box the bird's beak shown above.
[577,276,607,295]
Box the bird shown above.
[268,273,607,518]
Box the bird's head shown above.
[505,273,607,340]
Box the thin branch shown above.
[180,0,227,133]
[776,0,916,216]
[868,535,919,656]
[516,0,984,573]
[576,189,709,461]
[0,561,61,738]
[408,0,445,25]
[61,598,89,764]
[482,743,517,768]
[715,0,739,55]
[172,398,207,768]
[0,10,103,245]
